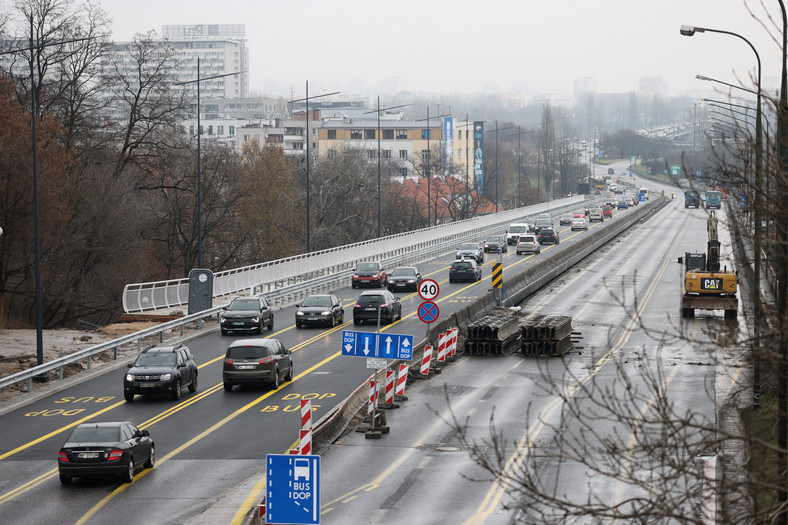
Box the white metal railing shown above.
[123,196,588,312]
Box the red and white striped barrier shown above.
[437,332,447,364]
[384,369,395,404]
[420,344,433,377]
[449,328,458,358]
[300,399,312,431]
[395,363,409,397]
[368,378,377,415]
[299,428,312,455]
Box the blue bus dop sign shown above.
[266,454,320,524]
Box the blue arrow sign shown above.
[341,331,414,360]
[266,454,320,525]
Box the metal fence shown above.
[123,196,589,313]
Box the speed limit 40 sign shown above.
[418,279,440,301]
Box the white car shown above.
[516,234,541,255]
[571,217,588,231]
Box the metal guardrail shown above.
[123,197,589,313]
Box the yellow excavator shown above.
[677,211,738,318]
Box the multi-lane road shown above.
[0,175,741,524]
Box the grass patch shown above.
[741,389,779,517]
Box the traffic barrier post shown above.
[367,378,377,416]
[379,369,400,409]
[437,332,447,364]
[420,345,433,377]
[395,362,409,401]
[300,399,312,431]
[299,428,312,455]
[449,328,458,359]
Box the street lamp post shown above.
[175,58,243,268]
[486,122,515,212]
[363,100,410,238]
[416,109,450,226]
[511,127,536,208]
[288,84,340,253]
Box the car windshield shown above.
[227,299,259,311]
[359,294,385,306]
[541,229,554,235]
[227,346,269,360]
[459,243,478,250]
[135,352,176,367]
[356,262,379,272]
[508,226,526,233]
[453,262,472,269]
[486,237,501,243]
[68,426,120,443]
[520,236,535,243]
[391,268,416,277]
[302,296,331,307]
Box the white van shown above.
[588,208,604,222]
[506,223,531,245]
[639,187,649,201]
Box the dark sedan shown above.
[295,294,343,328]
[58,421,154,484]
[353,290,402,325]
[387,266,422,292]
[220,297,274,335]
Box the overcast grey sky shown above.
[96,0,784,98]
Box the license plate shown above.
[365,307,378,311]
[140,383,155,388]
[79,452,99,459]
[238,365,255,370]
[232,322,244,326]
[395,283,406,287]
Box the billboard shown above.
[443,117,453,167]
[473,121,484,192]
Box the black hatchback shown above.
[123,345,198,402]
[295,294,344,328]
[353,290,402,325]
[58,421,154,484]
[223,338,293,391]
[537,228,560,244]
[387,266,422,292]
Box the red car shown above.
[601,205,613,218]
[352,261,387,288]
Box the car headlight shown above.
[296,311,305,316]
[161,373,172,381]
[125,374,134,382]
[321,310,331,316]
[220,316,227,323]
[407,279,415,283]
[251,316,259,323]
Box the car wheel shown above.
[124,392,134,403]
[339,312,344,324]
[223,381,233,392]
[258,320,265,334]
[268,315,275,331]
[188,373,198,393]
[220,328,227,336]
[59,473,72,485]
[285,363,294,382]
[123,457,134,483]
[353,318,360,325]
[516,251,522,255]
[449,279,454,283]
[171,380,182,401]
[330,314,336,328]
[296,322,302,329]
[271,369,280,390]
[352,283,357,289]
[145,445,155,469]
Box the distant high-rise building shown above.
[639,76,668,97]
[573,77,596,99]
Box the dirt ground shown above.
[0,322,181,404]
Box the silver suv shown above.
[516,234,541,255]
